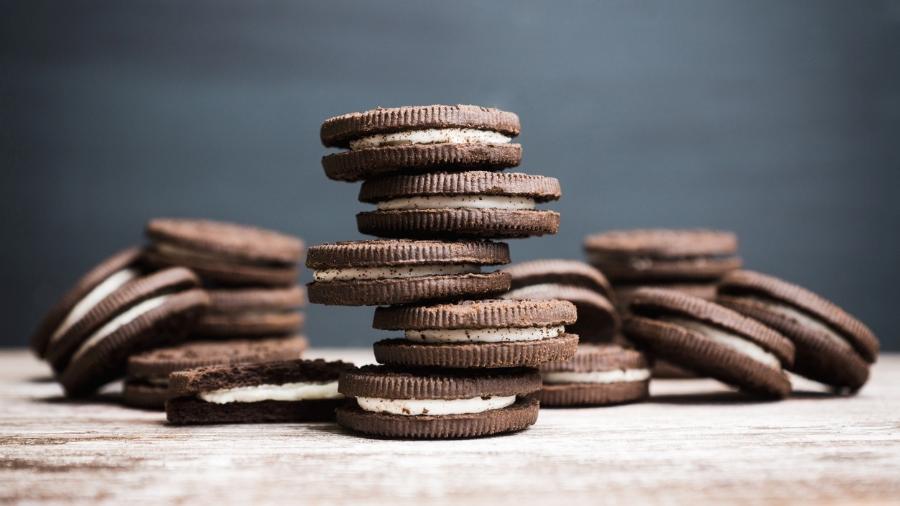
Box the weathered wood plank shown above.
[1,349,898,505]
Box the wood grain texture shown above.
[1,349,899,505]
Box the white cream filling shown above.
[748,296,853,351]
[542,369,651,384]
[198,381,342,404]
[356,395,516,416]
[667,317,781,369]
[50,268,140,343]
[405,325,564,344]
[69,294,170,363]
[312,264,481,282]
[375,195,536,211]
[349,128,511,150]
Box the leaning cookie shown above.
[357,171,560,239]
[624,288,795,398]
[146,218,304,286]
[504,259,615,299]
[717,270,879,391]
[539,344,650,407]
[306,240,511,306]
[336,366,541,439]
[56,268,210,397]
[29,247,145,358]
[124,335,309,409]
[372,299,578,368]
[503,284,619,342]
[320,105,522,182]
[194,285,305,337]
[166,359,355,424]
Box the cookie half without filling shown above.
[320,105,522,181]
[539,344,650,407]
[166,359,356,424]
[29,247,145,358]
[717,270,879,392]
[584,229,741,282]
[145,218,304,286]
[306,240,511,306]
[124,335,309,410]
[624,288,795,398]
[194,285,305,337]
[357,171,560,239]
[372,299,578,368]
[56,267,210,397]
[336,366,541,439]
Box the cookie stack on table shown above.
[307,104,578,438]
[583,229,743,378]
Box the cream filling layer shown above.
[50,268,140,343]
[313,264,481,282]
[356,395,516,416]
[198,381,342,404]
[667,317,781,369]
[405,325,564,344]
[375,195,536,211]
[542,369,651,384]
[69,294,170,363]
[349,128,511,150]
[747,296,853,351]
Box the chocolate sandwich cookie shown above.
[124,335,308,409]
[306,240,511,306]
[539,344,650,407]
[504,259,615,298]
[336,366,541,439]
[717,270,879,391]
[194,285,305,337]
[624,288,795,398]
[372,299,578,368]
[30,247,145,358]
[166,359,355,424]
[56,268,210,397]
[146,218,304,286]
[615,282,719,313]
[503,284,619,342]
[357,171,560,239]
[584,229,741,282]
[320,105,522,182]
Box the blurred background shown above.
[2,0,898,348]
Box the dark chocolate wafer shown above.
[717,270,879,391]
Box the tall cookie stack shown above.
[307,105,578,438]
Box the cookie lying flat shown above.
[718,270,879,391]
[372,299,578,368]
[306,240,511,306]
[30,247,145,358]
[504,259,615,299]
[146,218,304,286]
[195,285,304,337]
[56,268,210,397]
[539,344,650,407]
[336,366,541,439]
[166,359,355,424]
[624,288,795,398]
[357,171,560,239]
[320,105,522,182]
[124,335,309,409]
[503,284,619,342]
[584,229,741,282]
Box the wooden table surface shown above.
[2,349,899,505]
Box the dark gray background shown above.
[2,1,898,349]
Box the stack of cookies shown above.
[308,104,578,438]
[126,218,309,408]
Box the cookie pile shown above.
[307,104,578,438]
[28,218,309,406]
